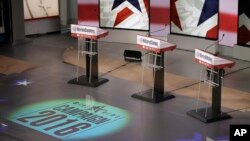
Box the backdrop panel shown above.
[78,0,170,36]
[78,0,240,47]
[218,0,238,47]
[99,0,150,31]
[23,0,59,20]
[238,0,250,47]
[170,0,219,40]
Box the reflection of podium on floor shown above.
[131,35,176,103]
[187,49,235,123]
[68,24,109,87]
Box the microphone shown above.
[205,34,225,52]
[147,24,167,37]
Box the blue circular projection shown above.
[9,99,130,140]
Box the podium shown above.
[187,49,235,123]
[68,24,109,87]
[131,35,176,103]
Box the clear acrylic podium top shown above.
[71,24,108,40]
[137,35,176,53]
[195,49,235,70]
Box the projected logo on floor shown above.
[8,99,130,140]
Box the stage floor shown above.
[0,33,250,141]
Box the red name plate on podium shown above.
[137,35,176,53]
[195,49,235,69]
[71,24,108,40]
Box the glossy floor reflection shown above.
[0,33,250,141]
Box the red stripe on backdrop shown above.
[78,4,99,22]
[206,25,218,39]
[114,7,134,27]
[151,7,170,24]
[78,4,169,25]
[78,4,238,31]
[219,13,238,32]
[143,0,150,18]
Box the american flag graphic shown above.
[99,0,149,30]
[78,0,169,35]
[78,0,238,47]
[238,0,250,46]
[170,0,219,39]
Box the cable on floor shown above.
[99,61,134,77]
[167,66,250,93]
[225,66,250,76]
[99,51,150,77]
[168,81,203,93]
[99,50,250,95]
[226,107,250,114]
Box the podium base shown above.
[187,107,232,123]
[131,89,175,103]
[68,75,109,87]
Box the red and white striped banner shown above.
[78,0,238,47]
